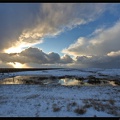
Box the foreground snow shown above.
[0,68,120,117]
[0,85,119,117]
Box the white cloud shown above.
[61,20,120,68]
[89,27,104,37]
[62,20,120,57]
[107,50,120,56]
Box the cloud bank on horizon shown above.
[0,3,120,68]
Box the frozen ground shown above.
[0,68,120,117]
[1,68,120,79]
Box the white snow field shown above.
[0,68,120,117]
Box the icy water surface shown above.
[0,75,119,86]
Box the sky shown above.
[0,3,120,68]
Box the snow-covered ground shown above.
[0,85,119,117]
[0,68,120,117]
[1,68,120,79]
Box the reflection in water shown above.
[0,76,32,84]
[0,75,118,86]
[0,76,59,85]
[59,78,81,86]
[0,77,23,84]
[2,76,19,84]
[109,81,117,86]
[0,76,81,85]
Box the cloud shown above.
[75,55,120,68]
[89,27,104,37]
[0,47,74,66]
[0,3,107,52]
[1,3,119,68]
[47,52,60,63]
[19,47,61,64]
[61,20,120,68]
[0,47,119,68]
[0,61,13,68]
[0,3,42,52]
[62,20,120,57]
[107,50,120,57]
[60,54,74,64]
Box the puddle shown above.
[0,75,119,86]
[58,78,81,86]
[0,76,31,84]
[0,76,59,85]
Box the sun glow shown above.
[4,41,41,54]
[8,62,25,68]
[4,47,23,54]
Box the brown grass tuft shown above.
[74,106,87,114]
[108,99,115,105]
[52,104,61,112]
